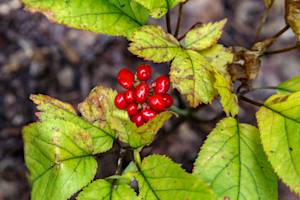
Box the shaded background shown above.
[0,0,300,199]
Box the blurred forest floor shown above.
[0,0,300,199]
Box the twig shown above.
[239,96,264,107]
[174,3,183,38]
[115,148,126,175]
[166,11,172,34]
[254,6,272,43]
[264,44,299,55]
[273,24,290,39]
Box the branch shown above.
[264,44,299,55]
[239,95,264,107]
[174,3,184,38]
[254,6,272,43]
[166,11,172,34]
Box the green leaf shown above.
[277,75,300,94]
[193,117,277,200]
[170,50,217,106]
[31,94,115,154]
[129,25,181,62]
[77,179,137,200]
[134,155,216,200]
[79,86,173,148]
[182,20,227,51]
[23,121,97,200]
[285,0,300,42]
[22,0,149,38]
[256,92,300,195]
[133,0,185,19]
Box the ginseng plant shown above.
[21,0,300,200]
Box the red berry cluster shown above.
[114,64,173,127]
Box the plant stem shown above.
[264,44,299,55]
[115,148,126,175]
[239,95,264,107]
[174,3,183,38]
[166,11,172,34]
[254,6,272,43]
[273,24,290,39]
[133,149,142,168]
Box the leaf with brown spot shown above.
[285,0,300,42]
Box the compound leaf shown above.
[285,0,300,42]
[77,179,137,200]
[135,155,216,200]
[133,0,186,19]
[277,75,300,94]
[194,117,277,200]
[256,92,300,195]
[22,0,149,38]
[23,121,97,200]
[129,25,181,62]
[182,20,227,51]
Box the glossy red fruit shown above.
[114,93,128,109]
[148,95,166,111]
[154,76,170,95]
[127,103,138,116]
[124,89,135,104]
[131,113,144,127]
[136,64,152,81]
[162,94,173,108]
[141,109,157,122]
[117,68,134,89]
[135,83,150,103]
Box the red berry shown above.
[127,103,138,116]
[162,94,173,108]
[154,76,170,95]
[141,109,157,122]
[148,95,166,111]
[124,89,135,103]
[135,83,150,103]
[117,68,134,89]
[114,93,128,109]
[136,64,152,81]
[131,113,144,127]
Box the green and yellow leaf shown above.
[77,179,137,200]
[256,92,300,195]
[182,20,227,51]
[31,94,115,154]
[23,0,149,38]
[135,155,216,200]
[133,0,186,19]
[23,121,98,200]
[170,50,217,106]
[129,25,181,62]
[194,117,277,200]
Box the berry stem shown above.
[133,148,142,168]
[264,44,299,55]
